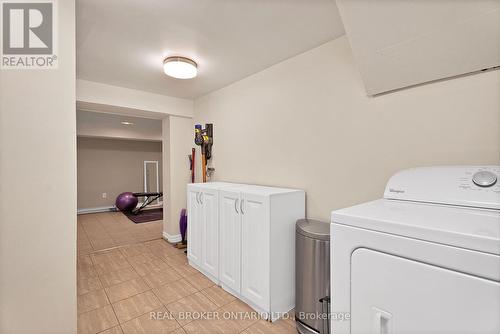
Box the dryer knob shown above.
[472,171,497,187]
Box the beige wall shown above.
[194,35,500,221]
[0,0,76,332]
[162,116,193,239]
[77,137,162,209]
[77,79,194,118]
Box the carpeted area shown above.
[124,208,163,224]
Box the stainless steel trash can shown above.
[295,219,330,334]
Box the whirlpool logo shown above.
[1,0,58,69]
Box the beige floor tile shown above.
[101,222,126,231]
[91,238,118,251]
[120,307,180,334]
[78,228,89,238]
[244,319,296,334]
[77,213,294,334]
[84,223,107,233]
[120,244,152,258]
[166,292,218,326]
[153,279,198,305]
[112,290,163,323]
[133,234,159,243]
[78,263,98,280]
[150,247,182,260]
[78,238,90,246]
[99,267,140,288]
[144,239,168,247]
[200,285,236,307]
[99,326,124,334]
[100,220,124,229]
[91,249,125,265]
[78,238,92,249]
[78,247,94,256]
[78,255,94,267]
[78,244,94,254]
[163,254,188,267]
[95,258,132,275]
[78,305,118,334]
[219,300,260,330]
[182,316,242,334]
[280,309,295,329]
[127,253,162,265]
[85,230,111,241]
[105,278,150,303]
[78,276,103,295]
[183,272,215,291]
[78,212,162,250]
[131,258,170,276]
[142,268,181,288]
[78,289,110,314]
[145,222,164,235]
[170,264,199,278]
[111,232,137,245]
[144,239,173,252]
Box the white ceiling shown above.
[76,0,345,99]
[77,110,162,141]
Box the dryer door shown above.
[351,248,500,334]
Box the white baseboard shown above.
[163,231,182,243]
[77,206,115,214]
[78,201,163,215]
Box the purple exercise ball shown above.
[115,192,138,212]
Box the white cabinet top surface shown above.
[222,184,304,196]
[188,182,304,196]
[188,182,241,190]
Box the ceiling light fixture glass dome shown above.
[163,56,198,79]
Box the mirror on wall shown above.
[144,160,160,204]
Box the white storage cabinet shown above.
[187,182,305,320]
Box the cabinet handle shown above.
[372,307,392,334]
[240,199,244,214]
[196,193,200,204]
[199,192,203,204]
[319,296,331,334]
[235,199,239,213]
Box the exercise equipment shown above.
[115,192,138,212]
[194,123,213,182]
[176,209,188,249]
[189,147,195,183]
[132,192,163,214]
[115,191,163,214]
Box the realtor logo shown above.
[1,0,58,69]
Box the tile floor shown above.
[78,212,163,254]
[77,213,297,334]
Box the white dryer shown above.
[330,166,500,334]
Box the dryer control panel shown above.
[384,166,500,210]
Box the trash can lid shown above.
[296,219,330,241]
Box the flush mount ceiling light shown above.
[121,121,134,125]
[163,56,197,79]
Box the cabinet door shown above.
[187,188,202,266]
[219,190,242,293]
[201,188,219,279]
[241,193,270,311]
